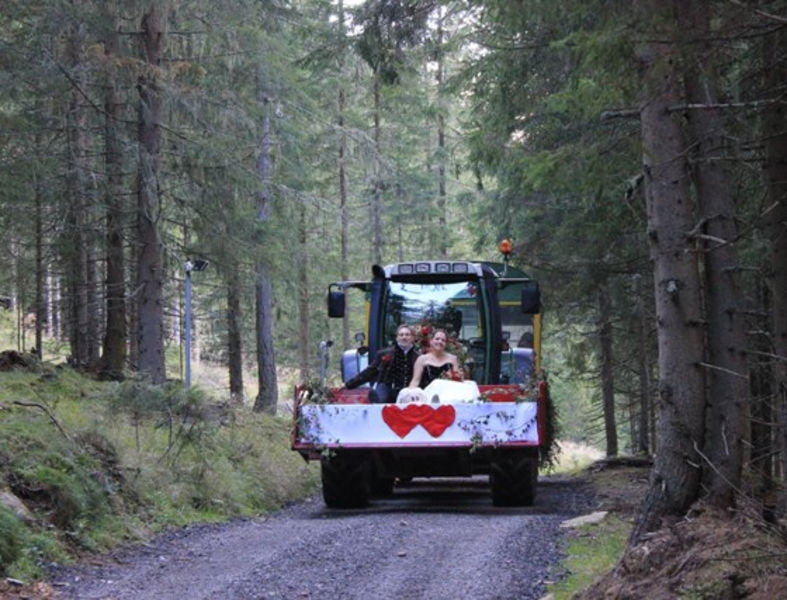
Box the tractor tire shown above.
[320,453,371,508]
[489,452,537,507]
[370,476,395,497]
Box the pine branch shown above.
[668,93,787,113]
[728,0,787,24]
[600,108,640,121]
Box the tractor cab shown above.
[328,259,541,386]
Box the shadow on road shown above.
[313,474,593,518]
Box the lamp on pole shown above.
[184,258,209,388]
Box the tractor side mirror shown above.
[327,289,345,318]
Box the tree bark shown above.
[750,278,773,497]
[226,269,244,404]
[298,204,311,384]
[679,1,748,508]
[127,235,139,371]
[598,283,618,457]
[253,264,278,413]
[762,23,787,514]
[136,3,166,384]
[632,1,706,540]
[252,90,279,414]
[86,233,99,366]
[435,9,447,259]
[372,72,383,265]
[102,27,128,374]
[337,0,350,351]
[634,274,651,455]
[66,10,89,367]
[100,8,127,378]
[339,84,350,350]
[34,161,44,360]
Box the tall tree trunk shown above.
[679,1,748,508]
[128,235,139,370]
[34,166,44,360]
[339,84,350,350]
[66,10,89,367]
[634,274,651,455]
[298,204,311,383]
[762,23,787,514]
[435,9,447,259]
[395,181,405,261]
[254,264,278,413]
[632,1,706,540]
[372,72,383,265]
[14,243,24,352]
[100,16,128,376]
[337,0,350,351]
[48,269,58,340]
[598,283,618,457]
[100,9,127,377]
[252,90,278,414]
[136,4,166,384]
[86,224,99,366]
[226,269,244,404]
[750,277,773,499]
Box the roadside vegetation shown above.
[548,459,647,600]
[547,458,787,600]
[0,358,319,582]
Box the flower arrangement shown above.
[441,368,464,382]
[415,324,433,352]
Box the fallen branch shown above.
[12,401,71,442]
[692,441,746,499]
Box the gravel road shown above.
[51,475,595,600]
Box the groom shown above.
[345,324,419,403]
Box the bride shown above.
[408,329,461,389]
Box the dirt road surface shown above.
[50,475,595,600]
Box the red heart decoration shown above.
[420,405,456,437]
[382,404,456,439]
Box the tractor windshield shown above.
[382,280,487,382]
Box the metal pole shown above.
[185,261,193,388]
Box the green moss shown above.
[549,515,631,599]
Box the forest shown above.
[0,0,785,542]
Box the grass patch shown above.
[548,515,631,599]
[0,365,319,581]
[547,460,651,599]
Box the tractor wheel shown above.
[320,453,370,508]
[490,452,537,507]
[370,475,395,496]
